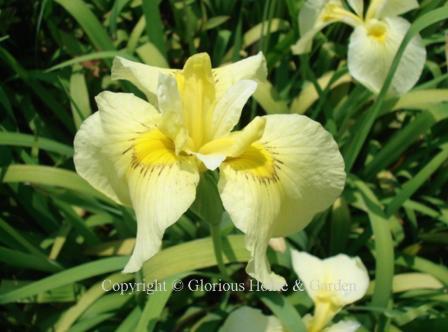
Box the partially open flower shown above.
[292,251,369,332]
[292,0,426,95]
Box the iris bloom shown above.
[292,0,426,95]
[74,53,345,290]
[220,306,360,332]
[292,251,369,332]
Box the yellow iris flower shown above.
[74,53,346,290]
[291,251,369,332]
[292,0,427,95]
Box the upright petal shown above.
[111,56,177,105]
[157,73,190,153]
[220,307,283,332]
[367,0,419,20]
[347,0,363,17]
[348,17,426,95]
[212,52,267,101]
[219,114,345,290]
[211,79,258,139]
[177,53,216,148]
[123,129,200,272]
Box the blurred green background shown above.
[0,0,447,331]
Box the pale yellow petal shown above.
[193,153,226,171]
[367,0,419,20]
[291,250,325,302]
[178,53,216,148]
[347,0,363,17]
[123,130,199,272]
[198,116,266,165]
[219,307,283,332]
[292,0,361,54]
[292,26,326,55]
[157,73,190,153]
[348,17,426,95]
[263,115,346,236]
[291,251,369,307]
[73,112,131,205]
[94,91,161,177]
[219,114,344,289]
[293,0,332,54]
[268,237,287,253]
[299,0,330,35]
[219,159,286,290]
[213,52,267,101]
[211,79,258,139]
[111,56,177,105]
[324,254,370,306]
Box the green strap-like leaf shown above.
[354,180,394,310]
[0,132,73,156]
[386,145,448,216]
[55,0,115,51]
[2,165,107,201]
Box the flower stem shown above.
[209,222,231,281]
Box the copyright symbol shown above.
[172,279,184,291]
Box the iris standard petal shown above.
[178,53,216,148]
[157,73,190,153]
[218,114,345,290]
[211,79,258,139]
[212,52,267,101]
[73,112,131,205]
[348,16,426,95]
[111,56,176,105]
[347,0,364,17]
[219,307,283,332]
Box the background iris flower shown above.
[293,0,427,95]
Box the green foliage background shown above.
[0,0,447,331]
